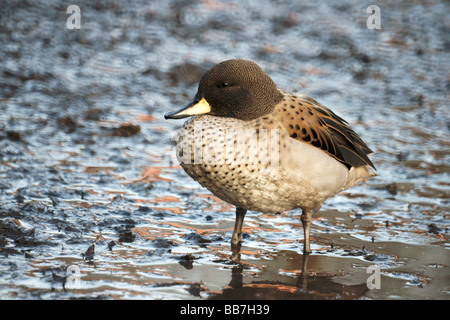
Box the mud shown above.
[0,0,448,300]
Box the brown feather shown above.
[278,91,375,170]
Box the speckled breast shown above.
[174,114,323,213]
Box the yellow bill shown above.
[165,98,211,119]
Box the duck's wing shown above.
[278,92,375,170]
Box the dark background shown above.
[0,0,448,299]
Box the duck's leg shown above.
[296,252,310,290]
[301,209,312,254]
[231,207,247,263]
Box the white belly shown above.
[175,115,350,213]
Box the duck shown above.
[165,59,376,262]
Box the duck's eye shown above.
[220,82,231,88]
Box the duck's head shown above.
[165,59,283,121]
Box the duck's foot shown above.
[230,207,247,263]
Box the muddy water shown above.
[0,0,448,300]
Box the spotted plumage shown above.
[277,90,375,170]
[165,59,376,262]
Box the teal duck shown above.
[165,59,376,262]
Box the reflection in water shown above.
[210,254,368,300]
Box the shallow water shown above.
[0,0,448,300]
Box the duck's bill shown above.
[164,97,211,120]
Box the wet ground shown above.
[0,0,449,300]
